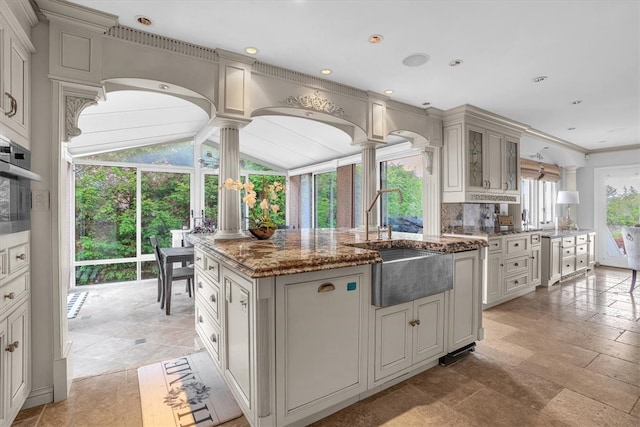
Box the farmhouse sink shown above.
[372,248,453,307]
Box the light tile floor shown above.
[14,266,640,426]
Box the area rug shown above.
[137,351,242,427]
[66,291,88,319]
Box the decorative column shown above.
[214,120,248,239]
[422,146,441,235]
[360,143,378,228]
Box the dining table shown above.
[159,246,195,315]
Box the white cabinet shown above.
[449,250,482,350]
[194,248,223,369]
[541,232,596,286]
[0,2,34,148]
[483,232,540,308]
[372,293,445,384]
[442,106,521,204]
[275,267,368,426]
[0,230,30,427]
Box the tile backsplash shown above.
[441,203,509,233]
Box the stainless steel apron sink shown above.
[372,248,453,307]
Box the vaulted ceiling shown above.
[66,0,639,169]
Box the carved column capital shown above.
[64,95,98,141]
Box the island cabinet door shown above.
[275,269,368,425]
[373,301,413,382]
[448,250,480,352]
[413,293,445,364]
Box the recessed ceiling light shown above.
[136,16,153,26]
[245,47,258,55]
[158,84,170,90]
[402,53,430,67]
[368,34,383,43]
[571,100,583,105]
[449,59,464,67]
[384,89,394,95]
[532,76,548,83]
[568,127,576,131]
[320,69,332,75]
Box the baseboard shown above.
[24,386,54,409]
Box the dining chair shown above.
[150,236,195,304]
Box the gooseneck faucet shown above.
[365,188,403,242]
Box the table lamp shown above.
[557,190,580,230]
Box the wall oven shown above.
[0,136,42,235]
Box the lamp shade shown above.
[557,190,580,204]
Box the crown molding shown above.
[586,144,640,155]
[37,0,117,31]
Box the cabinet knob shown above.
[210,333,217,343]
[5,341,19,352]
[500,263,504,267]
[198,282,203,289]
[15,253,26,261]
[210,294,216,303]
[514,262,519,267]
[198,315,204,323]
[5,92,17,118]
[409,319,422,327]
[514,243,519,247]
[4,292,15,300]
[196,256,202,261]
[514,280,519,285]
[504,182,508,190]
[208,265,215,270]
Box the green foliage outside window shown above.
[315,171,337,228]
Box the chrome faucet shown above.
[365,188,403,242]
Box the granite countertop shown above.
[188,228,487,278]
[540,229,595,238]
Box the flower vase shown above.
[249,227,275,240]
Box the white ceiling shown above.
[66,0,640,168]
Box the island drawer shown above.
[562,246,575,257]
[504,255,529,275]
[575,254,588,271]
[488,238,502,253]
[194,248,220,283]
[505,236,528,257]
[195,270,220,323]
[576,234,589,244]
[8,242,29,277]
[530,233,540,245]
[562,257,576,275]
[504,273,528,294]
[562,236,576,247]
[576,244,588,256]
[195,302,220,367]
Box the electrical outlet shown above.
[32,190,50,212]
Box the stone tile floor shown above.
[13,266,640,426]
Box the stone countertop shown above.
[540,229,596,238]
[188,228,487,278]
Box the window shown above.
[380,154,423,233]
[315,171,337,228]
[521,179,557,229]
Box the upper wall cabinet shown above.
[0,1,36,149]
[442,105,523,204]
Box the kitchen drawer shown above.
[0,249,6,281]
[576,234,589,245]
[488,238,502,253]
[576,244,588,256]
[194,248,220,283]
[505,236,528,257]
[530,233,541,245]
[505,273,528,294]
[0,272,29,314]
[195,270,220,324]
[562,257,576,275]
[8,242,29,276]
[195,303,220,366]
[504,255,529,275]
[575,254,588,271]
[562,236,575,247]
[562,246,575,258]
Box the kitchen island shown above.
[188,229,487,427]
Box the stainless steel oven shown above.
[0,136,42,235]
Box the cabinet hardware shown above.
[514,280,519,285]
[530,256,535,259]
[198,315,203,323]
[210,294,216,303]
[198,282,203,289]
[16,253,26,261]
[514,262,519,267]
[210,333,217,343]
[5,292,15,300]
[5,92,17,118]
[317,283,335,293]
[409,320,417,327]
[5,341,19,352]
[500,263,504,267]
[514,243,519,247]
[504,182,508,190]
[196,256,202,261]
[208,265,216,270]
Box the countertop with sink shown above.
[187,228,487,278]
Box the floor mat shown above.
[138,351,243,427]
[67,291,88,319]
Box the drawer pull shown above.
[15,253,26,261]
[409,320,421,327]
[514,243,519,247]
[196,256,202,261]
[210,294,217,303]
[317,283,335,293]
[514,262,519,267]
[210,333,217,343]
[566,264,571,268]
[198,315,204,323]
[5,292,15,300]
[198,282,203,289]
[514,280,519,285]
[5,341,19,352]
[5,92,17,118]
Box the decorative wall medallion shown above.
[65,96,98,141]
[286,90,347,117]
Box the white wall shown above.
[577,148,640,229]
